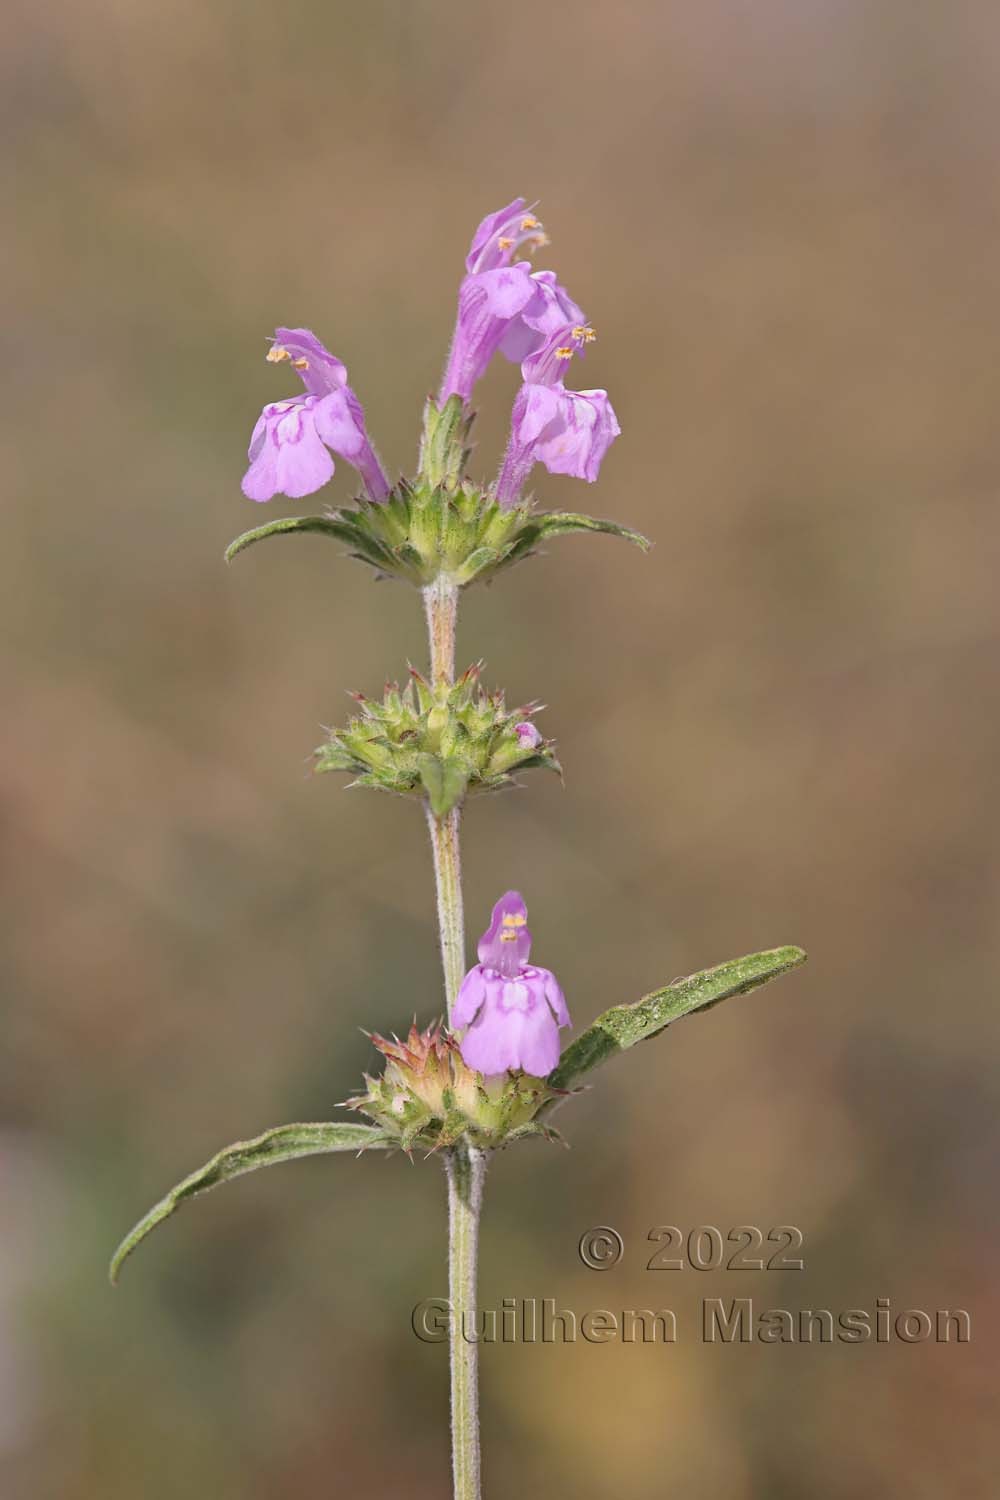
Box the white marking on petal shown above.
[502,981,530,1012]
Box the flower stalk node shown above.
[314,666,560,815]
[343,1022,561,1151]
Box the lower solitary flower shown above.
[454,892,570,1078]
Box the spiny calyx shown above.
[343,1022,565,1152]
[314,663,560,816]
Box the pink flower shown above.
[242,328,389,503]
[438,201,585,405]
[495,324,620,507]
[453,892,570,1078]
[465,198,549,274]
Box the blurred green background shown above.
[3,1,998,1495]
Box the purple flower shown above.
[495,324,620,508]
[495,271,586,364]
[438,202,585,405]
[242,327,390,503]
[514,721,542,749]
[453,891,570,1078]
[465,197,548,274]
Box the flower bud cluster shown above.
[314,664,559,815]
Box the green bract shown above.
[314,664,560,817]
[225,397,650,588]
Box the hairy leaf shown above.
[548,946,806,1094]
[224,515,367,563]
[110,1121,394,1284]
[535,512,651,551]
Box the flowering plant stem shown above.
[425,802,465,1024]
[424,574,459,689]
[444,1141,486,1500]
[424,573,483,1499]
[106,198,810,1500]
[423,575,466,1019]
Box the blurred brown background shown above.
[3,1,998,1495]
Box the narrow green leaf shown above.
[535,512,651,551]
[110,1121,394,1284]
[224,515,368,563]
[313,744,357,774]
[454,546,501,584]
[548,946,806,1094]
[418,754,470,818]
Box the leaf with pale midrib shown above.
[534,512,651,551]
[548,946,806,1096]
[110,1121,395,1284]
[224,515,375,564]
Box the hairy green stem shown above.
[423,576,466,1019]
[426,803,466,1020]
[444,1142,486,1500]
[424,574,458,689]
[423,572,483,1500]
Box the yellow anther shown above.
[573,324,597,343]
[266,345,291,363]
[521,216,541,231]
[497,236,514,250]
[292,356,309,370]
[502,914,527,927]
[531,232,550,249]
[556,346,574,360]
